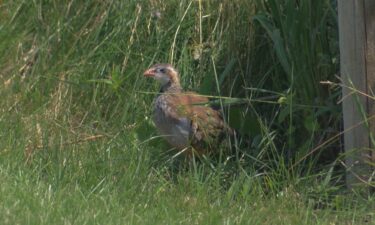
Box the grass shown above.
[0,169,362,224]
[0,0,374,224]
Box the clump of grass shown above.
[252,0,340,165]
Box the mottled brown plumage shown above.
[144,64,233,155]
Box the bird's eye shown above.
[158,68,166,73]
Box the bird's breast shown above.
[153,95,191,149]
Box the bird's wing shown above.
[189,105,231,151]
[160,92,209,120]
[165,92,232,152]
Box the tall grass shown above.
[0,0,373,224]
[252,0,340,163]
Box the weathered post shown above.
[338,1,375,189]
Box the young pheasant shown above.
[144,63,233,155]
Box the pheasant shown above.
[144,63,233,155]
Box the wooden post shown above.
[338,1,375,190]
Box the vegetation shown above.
[0,0,373,224]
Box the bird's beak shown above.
[143,69,155,77]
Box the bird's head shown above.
[143,64,180,86]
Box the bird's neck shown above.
[160,81,182,93]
